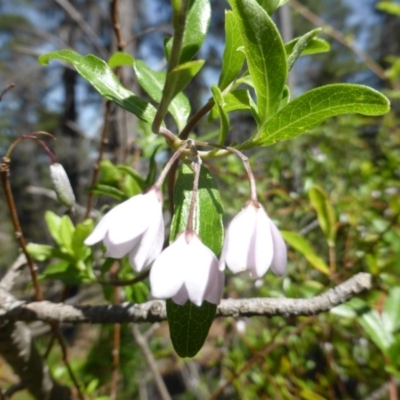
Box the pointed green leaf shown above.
[229,0,287,121]
[60,215,75,255]
[285,36,330,59]
[166,0,211,63]
[357,308,395,355]
[376,2,400,17]
[27,243,67,262]
[107,51,134,68]
[90,184,127,201]
[218,10,246,90]
[71,219,94,260]
[134,59,191,131]
[382,287,400,333]
[281,231,330,275]
[45,211,63,246]
[145,145,163,187]
[286,28,326,71]
[168,164,224,357]
[209,89,252,121]
[309,185,337,245]
[211,85,230,145]
[39,50,156,123]
[254,84,390,145]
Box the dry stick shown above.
[0,83,15,101]
[179,99,214,140]
[289,0,387,81]
[1,158,85,400]
[132,325,172,400]
[85,101,112,220]
[111,0,125,50]
[1,272,372,323]
[208,318,315,400]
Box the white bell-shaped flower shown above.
[219,201,287,278]
[84,187,164,272]
[150,231,224,306]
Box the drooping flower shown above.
[84,186,164,272]
[150,230,224,306]
[219,201,287,278]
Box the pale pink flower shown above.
[150,231,224,306]
[219,202,287,278]
[84,187,164,272]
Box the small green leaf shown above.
[254,84,390,145]
[39,50,156,123]
[41,261,93,284]
[27,243,67,262]
[107,51,134,68]
[286,29,327,71]
[357,308,395,355]
[281,231,330,275]
[382,287,400,333]
[209,89,252,121]
[71,220,94,260]
[376,2,400,17]
[168,164,224,357]
[145,145,163,187]
[211,85,230,145]
[134,59,191,131]
[218,10,246,90]
[229,0,287,121]
[166,0,211,63]
[90,184,127,201]
[116,165,145,188]
[309,185,337,245]
[60,215,75,255]
[279,85,290,110]
[45,211,62,246]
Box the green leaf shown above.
[382,287,400,333]
[209,89,252,121]
[45,211,62,246]
[60,215,75,255]
[170,164,224,254]
[286,28,327,71]
[153,60,204,132]
[279,85,290,110]
[166,300,217,358]
[145,145,163,187]
[166,0,211,63]
[71,219,94,260]
[211,85,230,145]
[39,50,156,123]
[134,59,191,131]
[308,185,336,245]
[90,184,127,201]
[357,308,395,355]
[285,36,330,58]
[229,0,287,121]
[41,261,93,285]
[107,51,134,68]
[218,10,246,90]
[116,165,145,188]
[254,84,390,145]
[168,164,224,357]
[27,243,67,262]
[376,2,400,17]
[281,231,330,275]
[256,0,288,14]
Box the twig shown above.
[208,318,315,399]
[179,100,214,140]
[289,0,387,81]
[0,84,15,102]
[54,0,108,58]
[0,273,372,323]
[85,101,112,220]
[97,270,149,287]
[132,325,172,400]
[0,254,27,292]
[111,0,125,51]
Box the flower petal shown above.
[107,190,160,245]
[104,232,139,259]
[172,285,189,306]
[84,211,112,246]
[221,206,257,274]
[204,264,225,305]
[269,219,287,276]
[150,234,187,299]
[129,211,164,272]
[247,207,274,278]
[185,235,220,306]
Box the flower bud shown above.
[49,163,75,210]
